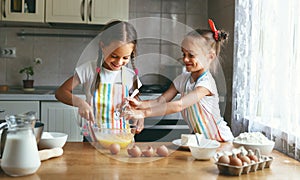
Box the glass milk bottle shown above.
[1,113,41,177]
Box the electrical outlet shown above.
[0,47,16,58]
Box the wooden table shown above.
[1,142,300,179]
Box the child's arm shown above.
[55,74,94,121]
[127,84,179,109]
[125,86,210,119]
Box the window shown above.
[233,0,300,160]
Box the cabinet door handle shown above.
[88,0,92,22]
[2,0,6,18]
[80,0,85,21]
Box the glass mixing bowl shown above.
[94,127,136,149]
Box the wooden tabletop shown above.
[1,142,300,180]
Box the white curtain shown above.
[233,0,300,160]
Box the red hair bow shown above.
[208,19,219,41]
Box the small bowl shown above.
[93,126,136,149]
[38,132,68,149]
[189,140,221,160]
[232,141,275,155]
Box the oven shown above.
[134,74,190,142]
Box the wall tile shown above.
[33,40,60,83]
[0,60,6,84]
[186,14,208,30]
[0,28,7,44]
[136,42,161,76]
[160,42,182,64]
[130,0,161,13]
[186,0,207,14]
[162,0,186,14]
[159,56,183,81]
[161,14,187,45]
[135,53,161,77]
[130,13,161,41]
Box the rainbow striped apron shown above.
[181,73,225,142]
[91,68,130,129]
[92,82,129,129]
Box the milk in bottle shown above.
[1,113,41,177]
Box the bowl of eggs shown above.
[93,126,136,149]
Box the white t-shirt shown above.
[75,60,140,103]
[173,71,222,123]
[173,71,233,141]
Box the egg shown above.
[247,150,258,162]
[142,146,154,157]
[156,145,169,157]
[218,155,230,164]
[127,145,142,157]
[109,143,120,155]
[229,153,243,166]
[237,152,251,164]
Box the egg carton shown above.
[215,155,274,176]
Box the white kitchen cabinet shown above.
[0,100,40,119]
[45,0,129,24]
[1,0,45,22]
[41,102,83,142]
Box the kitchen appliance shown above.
[135,73,190,142]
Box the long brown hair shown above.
[90,20,138,94]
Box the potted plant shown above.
[19,58,42,89]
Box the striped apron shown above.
[82,68,131,141]
[181,72,225,142]
[92,68,130,129]
[92,82,129,129]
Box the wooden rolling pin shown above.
[39,147,64,161]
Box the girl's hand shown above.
[130,118,144,134]
[122,106,145,121]
[121,107,144,134]
[77,101,94,121]
[127,97,141,108]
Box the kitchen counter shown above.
[0,86,85,101]
[1,142,300,179]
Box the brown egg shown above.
[218,155,230,164]
[127,145,142,157]
[142,146,154,157]
[109,143,121,155]
[156,145,169,157]
[247,150,258,162]
[229,153,243,166]
[237,152,251,164]
[127,148,132,156]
